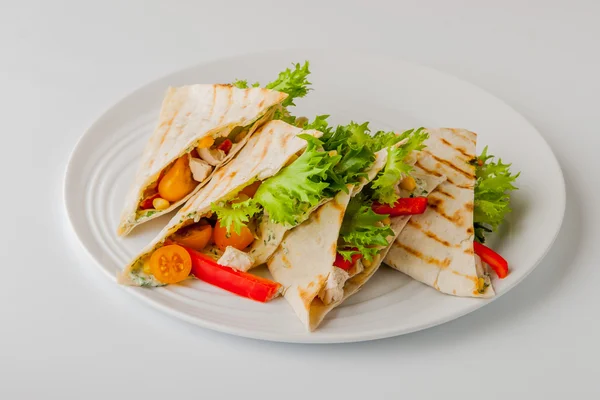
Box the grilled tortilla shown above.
[268,168,445,331]
[384,128,495,298]
[117,84,288,236]
[118,120,319,287]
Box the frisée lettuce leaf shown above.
[211,198,261,235]
[338,193,394,262]
[320,122,378,193]
[253,134,339,226]
[232,80,260,89]
[472,146,519,243]
[265,61,311,107]
[232,61,311,108]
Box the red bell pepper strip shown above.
[473,241,509,279]
[218,139,233,155]
[371,197,428,217]
[185,248,282,302]
[333,252,362,271]
[140,193,160,210]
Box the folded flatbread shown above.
[117,84,288,236]
[118,120,319,287]
[384,128,495,298]
[267,156,445,331]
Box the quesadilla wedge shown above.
[117,84,288,236]
[268,157,445,331]
[384,128,501,297]
[118,120,321,288]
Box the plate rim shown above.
[63,48,567,343]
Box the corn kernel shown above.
[399,176,417,191]
[197,136,215,149]
[153,197,171,210]
[381,217,391,225]
[142,259,152,274]
[362,258,372,268]
[476,277,486,294]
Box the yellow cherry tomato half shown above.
[213,221,254,251]
[172,223,213,251]
[150,245,192,284]
[158,155,197,202]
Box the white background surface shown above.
[2,0,599,398]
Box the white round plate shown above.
[64,49,565,343]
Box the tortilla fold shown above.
[118,84,287,236]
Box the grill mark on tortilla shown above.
[337,207,345,225]
[329,197,348,226]
[297,287,314,310]
[439,137,473,160]
[427,197,465,226]
[464,247,474,255]
[394,242,451,268]
[427,196,444,207]
[441,173,472,189]
[450,268,478,284]
[313,208,322,223]
[281,130,294,147]
[450,128,476,145]
[258,130,274,162]
[332,197,346,215]
[456,182,473,189]
[408,219,455,247]
[422,150,476,180]
[159,110,179,145]
[316,273,327,290]
[280,252,292,269]
[444,175,458,186]
[298,274,327,310]
[435,187,455,199]
[422,230,452,247]
[218,87,233,125]
[467,226,474,235]
[407,219,422,229]
[464,202,474,212]
[415,160,443,177]
[207,85,217,119]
